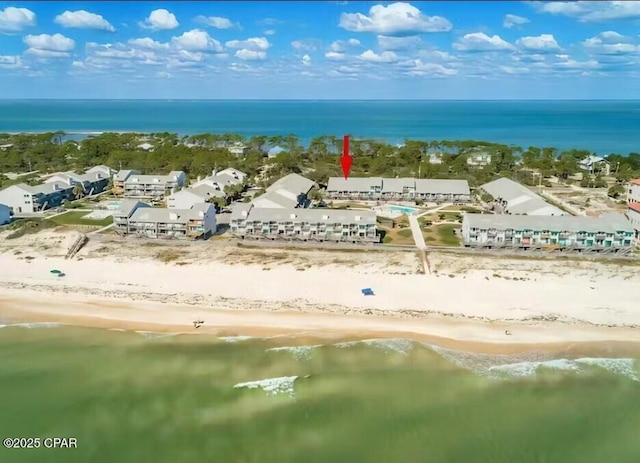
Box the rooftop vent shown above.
[169,213,178,220]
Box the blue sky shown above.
[1,1,640,99]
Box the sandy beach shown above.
[1,228,639,354]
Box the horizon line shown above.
[1,98,640,102]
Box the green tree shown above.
[607,184,625,198]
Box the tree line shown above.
[1,131,639,192]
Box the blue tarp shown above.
[361,288,374,296]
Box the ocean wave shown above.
[266,345,323,360]
[334,338,415,355]
[0,322,64,329]
[135,331,180,339]
[219,336,254,343]
[425,344,640,382]
[233,375,299,396]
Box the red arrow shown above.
[340,135,352,179]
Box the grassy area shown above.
[423,224,462,247]
[329,201,371,210]
[156,249,182,263]
[4,218,58,240]
[48,211,114,227]
[379,225,415,245]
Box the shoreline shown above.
[2,289,640,358]
[1,233,639,357]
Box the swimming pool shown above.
[388,205,417,215]
[104,200,122,210]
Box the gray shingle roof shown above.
[464,212,634,234]
[381,178,415,193]
[252,173,314,209]
[114,199,149,218]
[414,179,470,195]
[480,178,564,215]
[326,177,382,192]
[129,203,214,223]
[326,177,469,195]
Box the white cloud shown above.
[139,9,179,31]
[499,65,530,74]
[582,31,639,55]
[516,34,561,52]
[399,59,457,76]
[554,58,600,69]
[325,51,346,61]
[333,65,359,75]
[329,38,360,52]
[54,10,115,32]
[194,15,237,29]
[0,55,23,69]
[377,35,421,50]
[235,49,267,61]
[359,50,398,63]
[339,2,452,36]
[453,32,514,52]
[226,37,270,51]
[533,1,640,22]
[171,29,223,52]
[264,29,276,35]
[0,7,35,33]
[291,40,318,51]
[24,33,75,58]
[503,14,530,28]
[128,37,169,51]
[302,54,311,66]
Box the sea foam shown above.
[233,376,299,396]
[266,345,323,360]
[334,338,415,355]
[425,343,640,382]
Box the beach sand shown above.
[1,228,639,355]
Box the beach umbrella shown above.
[50,269,61,274]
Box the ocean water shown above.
[0,325,639,463]
[1,100,639,155]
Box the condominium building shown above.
[0,165,114,214]
[480,178,565,216]
[121,203,216,239]
[462,212,634,253]
[167,168,246,209]
[325,177,470,203]
[116,170,187,199]
[112,199,150,234]
[628,179,640,204]
[252,173,315,209]
[626,199,640,240]
[229,204,378,243]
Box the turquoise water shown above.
[388,205,417,214]
[104,200,122,210]
[1,100,640,154]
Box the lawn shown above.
[379,225,415,245]
[48,211,114,227]
[423,224,461,247]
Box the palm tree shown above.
[72,182,86,200]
